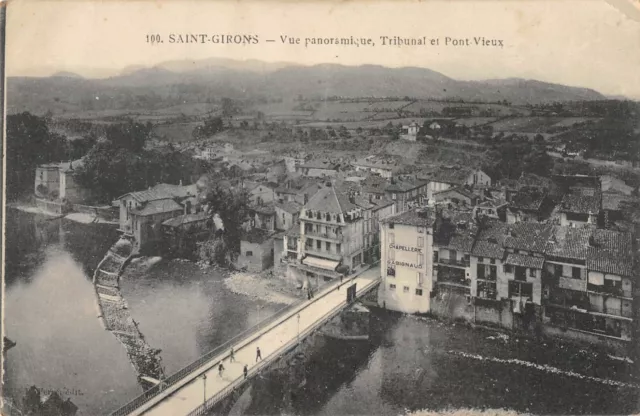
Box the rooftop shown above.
[241,228,274,245]
[433,186,475,200]
[304,185,357,215]
[558,188,601,214]
[117,183,196,203]
[381,208,435,227]
[131,198,183,217]
[276,201,302,215]
[505,253,545,269]
[425,167,472,186]
[385,179,426,193]
[586,229,633,276]
[162,212,209,228]
[509,187,547,211]
[298,160,339,170]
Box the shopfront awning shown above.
[302,256,340,271]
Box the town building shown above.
[275,176,323,205]
[244,182,276,205]
[558,187,601,227]
[378,209,435,314]
[432,187,478,208]
[115,183,198,251]
[400,122,420,141]
[352,159,399,179]
[236,228,275,273]
[34,158,90,203]
[384,179,428,213]
[275,201,302,231]
[506,187,552,224]
[287,185,364,286]
[432,210,477,293]
[295,160,339,177]
[424,168,492,200]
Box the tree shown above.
[6,112,68,199]
[198,178,250,261]
[105,121,152,153]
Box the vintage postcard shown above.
[2,1,640,415]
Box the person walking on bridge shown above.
[243,364,248,379]
[256,346,262,362]
[229,347,235,363]
[218,362,225,378]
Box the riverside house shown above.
[115,183,198,252]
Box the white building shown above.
[378,209,435,314]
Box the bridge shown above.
[111,266,381,416]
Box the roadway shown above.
[127,266,381,416]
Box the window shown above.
[246,251,253,256]
[504,264,513,273]
[336,215,341,223]
[488,265,497,280]
[403,286,410,293]
[418,227,424,233]
[392,193,397,200]
[464,254,470,264]
[417,237,424,248]
[388,223,394,229]
[477,264,486,280]
[433,251,439,263]
[417,272,424,287]
[490,259,496,265]
[529,268,536,277]
[389,284,396,290]
[477,256,484,263]
[325,241,331,251]
[572,267,581,280]
[417,253,423,267]
[316,240,321,249]
[416,289,423,296]
[326,213,331,221]
[316,212,322,220]
[389,233,395,244]
[554,264,562,277]
[387,265,396,277]
[514,249,519,254]
[336,243,341,253]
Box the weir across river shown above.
[110,266,381,416]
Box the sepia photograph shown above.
[2,1,640,415]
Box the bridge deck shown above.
[126,267,381,416]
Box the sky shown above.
[6,0,640,99]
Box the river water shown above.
[4,209,639,415]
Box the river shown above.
[4,208,639,415]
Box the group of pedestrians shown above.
[215,346,263,381]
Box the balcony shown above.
[548,288,632,319]
[303,247,342,261]
[587,283,632,299]
[303,229,344,241]
[436,258,470,268]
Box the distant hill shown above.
[7,58,608,114]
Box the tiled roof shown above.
[132,199,183,216]
[385,179,426,193]
[434,211,477,252]
[276,201,302,215]
[162,212,209,228]
[544,226,592,260]
[509,188,546,211]
[503,223,554,253]
[304,186,357,215]
[559,188,601,214]
[433,186,475,200]
[586,229,633,276]
[372,198,395,209]
[353,196,375,210]
[298,160,338,170]
[471,240,505,259]
[251,202,276,215]
[118,183,196,203]
[505,253,545,269]
[381,209,435,227]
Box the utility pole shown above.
[202,373,207,406]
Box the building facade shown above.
[378,209,435,314]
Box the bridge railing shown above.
[185,278,381,416]
[110,298,305,416]
[111,267,378,416]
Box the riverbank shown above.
[223,270,300,305]
[10,202,118,224]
